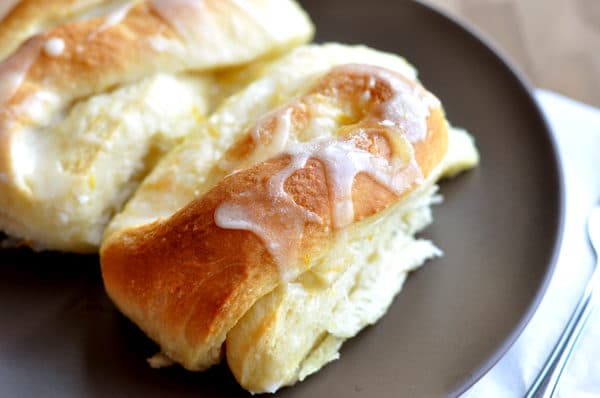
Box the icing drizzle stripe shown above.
[214,64,439,281]
[150,0,205,40]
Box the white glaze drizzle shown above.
[102,2,133,27]
[244,106,294,168]
[284,136,422,228]
[218,105,302,173]
[0,38,42,106]
[342,64,440,143]
[214,64,438,280]
[87,3,134,40]
[215,136,423,281]
[150,0,205,40]
[44,38,65,57]
[214,173,321,281]
[254,107,293,156]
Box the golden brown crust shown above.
[0,0,313,138]
[0,0,313,251]
[0,0,125,61]
[1,1,268,110]
[2,5,164,109]
[100,64,449,370]
[0,0,313,158]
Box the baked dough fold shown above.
[0,0,313,251]
[100,44,479,392]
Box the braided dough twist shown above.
[101,57,448,372]
[0,0,313,251]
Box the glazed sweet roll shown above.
[100,44,479,393]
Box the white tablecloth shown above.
[464,90,600,397]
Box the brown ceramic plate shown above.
[0,1,563,397]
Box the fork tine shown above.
[525,203,600,398]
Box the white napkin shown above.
[464,90,600,397]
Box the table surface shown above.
[422,0,600,108]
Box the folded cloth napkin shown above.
[464,90,600,397]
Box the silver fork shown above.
[525,203,600,398]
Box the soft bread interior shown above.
[225,127,478,393]
[225,185,440,393]
[9,73,217,250]
[5,69,255,251]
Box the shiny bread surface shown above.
[0,0,313,251]
[100,51,449,371]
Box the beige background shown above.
[421,0,600,107]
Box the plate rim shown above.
[410,0,566,396]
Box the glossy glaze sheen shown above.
[0,1,562,397]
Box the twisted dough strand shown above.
[0,0,313,251]
[101,62,448,371]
